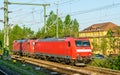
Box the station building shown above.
[79,22,120,55]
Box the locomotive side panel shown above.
[34,41,73,58]
[22,42,30,55]
[12,40,25,55]
[13,42,21,53]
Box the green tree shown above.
[22,25,35,38]
[45,11,56,37]
[36,28,44,38]
[36,11,79,38]
[39,11,63,38]
[0,30,4,49]
[92,41,100,53]
[72,19,79,37]
[63,15,71,37]
[113,27,120,54]
[107,29,114,54]
[9,25,23,50]
[63,15,79,37]
[9,25,34,50]
[36,27,51,39]
[57,18,64,38]
[100,38,108,55]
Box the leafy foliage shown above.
[9,25,34,50]
[107,29,114,48]
[0,30,4,49]
[36,11,79,38]
[92,42,99,53]
[90,55,120,70]
[101,55,120,70]
[100,38,108,55]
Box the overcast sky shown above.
[0,0,120,32]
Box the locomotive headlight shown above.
[33,47,34,50]
[32,42,35,46]
[77,54,80,56]
[89,53,92,56]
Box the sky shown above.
[0,0,120,32]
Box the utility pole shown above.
[57,4,58,38]
[3,0,9,58]
[8,2,50,33]
[4,0,9,49]
[2,1,50,57]
[43,5,47,33]
[55,3,59,38]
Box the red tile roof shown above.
[80,22,118,32]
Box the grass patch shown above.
[0,57,48,75]
[90,58,105,67]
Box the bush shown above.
[90,54,120,70]
[95,54,120,70]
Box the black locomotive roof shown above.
[15,39,27,42]
[39,38,65,42]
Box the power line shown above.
[6,1,120,31]
[80,15,120,25]
[78,11,120,21]
[62,2,120,17]
[9,1,120,21]
[10,8,42,19]
[9,0,73,22]
[8,0,36,13]
[9,9,44,28]
[59,0,72,5]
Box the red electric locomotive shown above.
[13,39,38,56]
[34,37,92,65]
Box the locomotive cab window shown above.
[68,41,71,47]
[75,40,90,47]
[83,41,90,46]
[75,40,82,46]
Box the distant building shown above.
[79,22,120,55]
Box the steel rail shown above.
[11,55,90,75]
[11,55,120,75]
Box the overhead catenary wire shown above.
[61,2,120,17]
[8,0,36,13]
[3,0,120,32]
[79,16,120,28]
[9,0,120,19]
[10,1,120,21]
[8,0,75,24]
[8,1,47,27]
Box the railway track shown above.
[82,66,120,75]
[0,69,7,75]
[12,55,90,75]
[11,55,120,75]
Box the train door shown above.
[65,38,76,59]
[20,42,23,56]
[66,41,72,58]
[29,40,35,55]
[67,41,71,55]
